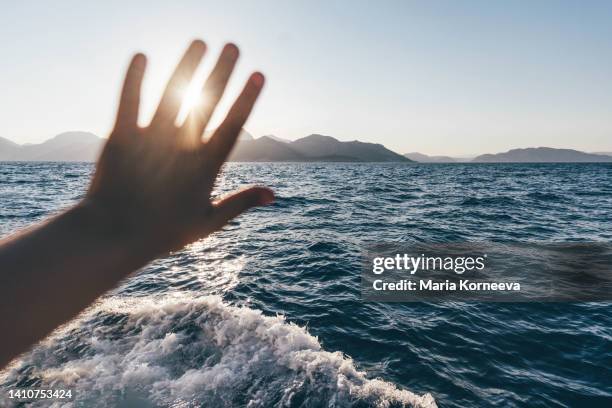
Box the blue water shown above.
[1,162,611,407]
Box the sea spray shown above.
[1,296,436,408]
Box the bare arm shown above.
[0,40,274,369]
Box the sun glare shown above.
[177,81,204,125]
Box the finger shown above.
[112,53,146,135]
[207,186,274,232]
[206,72,265,167]
[150,40,206,129]
[183,43,239,138]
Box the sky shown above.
[1,0,611,156]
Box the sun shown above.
[177,80,204,125]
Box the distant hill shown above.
[229,134,411,162]
[0,137,20,159]
[472,147,612,163]
[0,132,103,161]
[404,152,457,163]
[230,136,305,161]
[262,134,291,143]
[0,132,410,163]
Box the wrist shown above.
[70,198,123,239]
[69,198,159,263]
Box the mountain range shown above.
[0,132,411,162]
[1,132,611,163]
[471,147,612,163]
[406,148,612,163]
[0,132,102,162]
[229,134,410,162]
[404,152,464,163]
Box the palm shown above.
[87,41,273,255]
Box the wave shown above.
[460,196,516,207]
[1,296,436,408]
[525,192,565,202]
[274,196,338,208]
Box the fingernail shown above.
[192,39,206,49]
[224,43,239,59]
[251,72,265,87]
[133,53,147,67]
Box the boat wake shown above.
[1,296,436,407]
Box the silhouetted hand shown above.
[87,40,274,256]
[0,40,276,367]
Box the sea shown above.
[0,162,611,407]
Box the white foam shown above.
[1,296,436,407]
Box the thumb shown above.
[209,186,274,231]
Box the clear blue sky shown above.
[1,0,611,155]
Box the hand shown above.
[86,40,274,257]
[0,40,276,367]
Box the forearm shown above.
[0,201,153,368]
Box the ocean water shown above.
[1,161,611,407]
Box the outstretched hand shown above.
[0,40,274,368]
[87,40,274,256]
